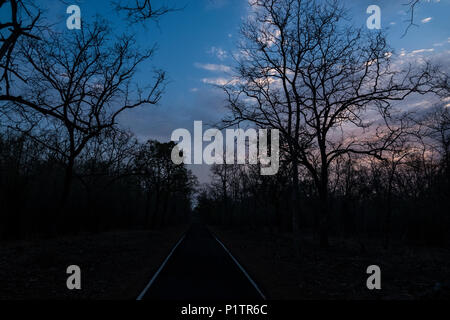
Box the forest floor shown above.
[0,225,187,299]
[210,226,450,300]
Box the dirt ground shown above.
[209,226,450,300]
[0,225,187,300]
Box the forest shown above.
[0,0,449,248]
[0,0,197,241]
[0,0,449,301]
[196,0,449,251]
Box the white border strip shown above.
[214,236,266,300]
[136,234,186,300]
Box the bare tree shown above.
[417,104,450,185]
[0,0,41,94]
[222,0,436,247]
[401,0,449,37]
[134,140,197,228]
[114,0,178,23]
[402,0,421,36]
[3,20,165,208]
[1,0,175,97]
[75,128,138,207]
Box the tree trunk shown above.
[291,160,301,257]
[60,156,75,210]
[319,188,329,248]
[384,173,394,250]
[145,189,152,228]
[160,191,170,227]
[151,187,160,228]
[55,156,74,235]
[319,165,330,248]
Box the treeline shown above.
[0,128,197,240]
[196,0,449,249]
[0,1,196,241]
[197,104,449,248]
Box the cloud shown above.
[194,63,231,72]
[421,17,432,23]
[410,48,435,55]
[190,88,199,92]
[396,47,438,60]
[201,77,230,86]
[208,47,228,61]
[432,37,450,47]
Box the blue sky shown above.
[3,0,450,182]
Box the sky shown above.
[3,0,450,183]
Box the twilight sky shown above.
[4,0,450,183]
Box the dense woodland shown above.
[0,128,197,240]
[1,0,449,252]
[0,0,196,240]
[197,104,450,248]
[196,0,450,249]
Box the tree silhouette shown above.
[0,0,41,94]
[222,0,436,247]
[134,140,198,228]
[5,20,165,208]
